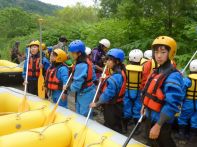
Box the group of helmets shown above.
[69,39,125,62]
[129,36,177,63]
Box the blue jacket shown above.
[146,71,184,124]
[70,62,96,93]
[22,53,50,80]
[98,72,124,104]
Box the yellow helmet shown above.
[29,40,40,47]
[152,36,177,60]
[42,43,47,50]
[53,49,67,63]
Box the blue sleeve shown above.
[57,66,69,85]
[42,57,50,71]
[184,77,192,88]
[22,59,27,79]
[70,63,88,92]
[160,72,184,118]
[99,77,118,103]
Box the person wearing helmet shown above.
[85,47,92,60]
[144,50,153,60]
[140,36,184,147]
[122,49,143,133]
[22,40,50,95]
[92,39,110,79]
[45,46,53,59]
[68,40,96,116]
[177,59,197,145]
[90,48,126,133]
[45,49,70,108]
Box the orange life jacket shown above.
[72,58,93,89]
[142,67,175,112]
[28,56,40,78]
[45,64,68,90]
[101,70,126,104]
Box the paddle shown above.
[38,18,45,99]
[123,115,144,147]
[73,65,108,147]
[44,73,73,125]
[181,50,197,74]
[18,47,30,112]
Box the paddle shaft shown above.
[85,65,107,126]
[24,48,30,97]
[123,115,144,147]
[181,50,197,74]
[39,19,43,64]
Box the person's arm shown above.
[42,57,50,71]
[22,59,27,79]
[70,63,87,93]
[95,76,119,106]
[157,72,184,126]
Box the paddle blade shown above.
[38,70,45,99]
[73,126,88,147]
[18,96,30,112]
[44,104,58,125]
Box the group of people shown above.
[22,35,197,147]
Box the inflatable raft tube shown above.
[0,87,146,147]
[0,60,23,84]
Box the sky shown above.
[39,0,95,7]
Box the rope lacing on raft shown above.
[86,136,107,147]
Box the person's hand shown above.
[61,94,67,101]
[89,102,97,108]
[149,123,161,139]
[39,63,43,69]
[63,85,67,90]
[140,105,146,115]
[23,81,28,86]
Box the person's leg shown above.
[157,123,176,147]
[27,80,37,95]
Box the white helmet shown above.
[189,59,197,72]
[129,49,143,63]
[99,39,110,48]
[144,50,152,60]
[85,47,92,55]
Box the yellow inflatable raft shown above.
[0,60,23,84]
[0,87,146,147]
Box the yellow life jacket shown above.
[126,64,142,90]
[140,58,148,65]
[186,74,197,100]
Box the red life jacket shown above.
[45,64,68,90]
[101,70,126,104]
[142,67,175,112]
[28,56,40,78]
[72,58,93,89]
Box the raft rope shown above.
[86,136,107,147]
[2,87,38,98]
[26,117,72,140]
[16,105,46,120]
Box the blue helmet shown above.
[107,48,125,62]
[47,46,53,52]
[68,40,85,53]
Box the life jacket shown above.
[142,66,175,112]
[140,58,148,65]
[28,56,40,78]
[100,70,126,104]
[45,64,68,90]
[126,64,142,90]
[186,74,197,100]
[72,58,93,89]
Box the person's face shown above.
[50,52,57,62]
[154,46,169,65]
[30,45,39,55]
[70,52,80,60]
[107,58,115,69]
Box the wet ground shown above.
[1,82,187,147]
